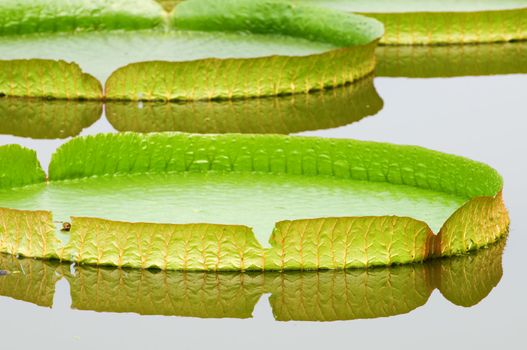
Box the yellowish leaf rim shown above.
[0,133,510,271]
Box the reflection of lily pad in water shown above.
[0,0,383,100]
[0,239,506,320]
[0,254,62,307]
[376,41,527,78]
[294,0,527,44]
[0,133,509,270]
[105,77,382,134]
[0,98,102,139]
[435,240,504,307]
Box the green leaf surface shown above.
[0,98,102,139]
[294,0,527,44]
[105,77,383,134]
[0,170,464,243]
[0,0,165,36]
[376,41,527,78]
[0,59,102,99]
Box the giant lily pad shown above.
[295,0,527,44]
[0,0,383,100]
[0,133,509,271]
[0,238,506,320]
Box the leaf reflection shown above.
[0,98,102,139]
[105,76,382,135]
[0,239,505,321]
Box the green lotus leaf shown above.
[376,41,527,78]
[294,0,527,44]
[0,238,504,319]
[0,0,165,36]
[0,98,102,139]
[0,59,102,99]
[105,77,382,134]
[0,133,509,270]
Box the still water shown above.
[0,46,526,348]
